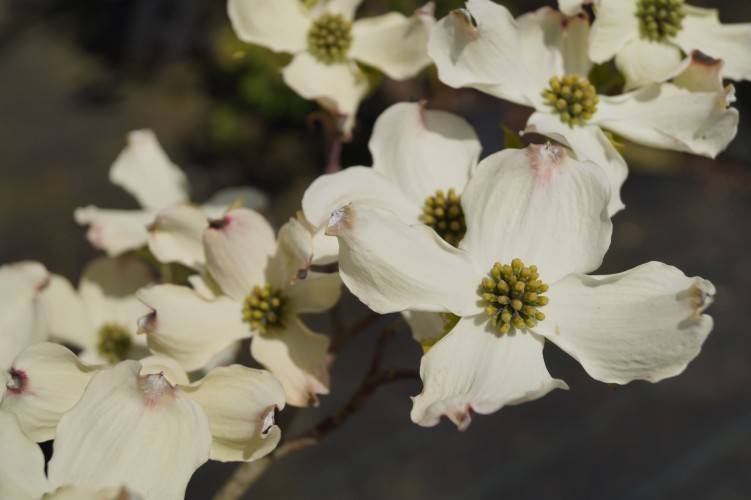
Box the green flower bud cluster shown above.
[243,283,286,334]
[636,0,686,41]
[420,188,466,247]
[97,323,132,363]
[542,74,599,127]
[307,13,353,64]
[480,258,549,334]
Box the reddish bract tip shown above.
[7,367,28,395]
[209,214,232,230]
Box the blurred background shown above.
[2,0,750,498]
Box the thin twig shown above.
[213,329,418,500]
[329,310,381,354]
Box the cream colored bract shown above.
[228,0,436,134]
[326,144,714,429]
[428,0,739,215]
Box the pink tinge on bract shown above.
[527,142,568,184]
[138,372,175,408]
[6,367,28,395]
[208,214,232,230]
[137,310,157,335]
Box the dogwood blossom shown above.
[228,0,435,134]
[138,209,341,406]
[561,0,751,89]
[1,344,285,499]
[75,130,265,268]
[429,0,739,214]
[303,101,481,263]
[40,257,153,365]
[0,408,145,500]
[0,261,50,371]
[326,144,714,429]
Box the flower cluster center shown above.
[636,0,686,41]
[97,322,132,363]
[307,13,352,64]
[420,188,466,247]
[542,74,598,127]
[243,283,286,334]
[480,258,548,334]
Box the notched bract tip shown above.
[208,215,231,230]
[688,277,716,319]
[451,8,477,31]
[259,406,277,435]
[137,311,157,335]
[527,142,568,169]
[138,372,175,406]
[325,204,352,236]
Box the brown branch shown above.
[213,329,418,500]
[329,310,381,354]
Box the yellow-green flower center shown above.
[541,74,599,127]
[307,13,352,64]
[242,283,286,334]
[420,188,466,247]
[636,0,686,41]
[480,258,549,334]
[97,323,132,363]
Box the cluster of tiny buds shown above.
[243,283,286,334]
[307,12,353,64]
[420,188,466,247]
[480,258,548,334]
[97,322,132,363]
[636,0,686,41]
[542,74,599,127]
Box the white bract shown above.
[228,0,435,135]
[562,0,751,89]
[75,130,266,269]
[303,100,481,263]
[0,408,144,500]
[0,261,50,370]
[429,0,739,215]
[138,209,341,407]
[1,343,98,442]
[326,144,714,429]
[1,346,285,499]
[41,257,153,365]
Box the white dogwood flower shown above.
[1,343,97,442]
[1,347,285,499]
[75,130,266,268]
[0,408,144,500]
[41,257,153,365]
[138,210,341,406]
[303,101,481,263]
[326,144,715,429]
[228,0,435,134]
[429,0,739,215]
[562,0,751,89]
[0,261,50,370]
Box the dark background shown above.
[2,0,750,498]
